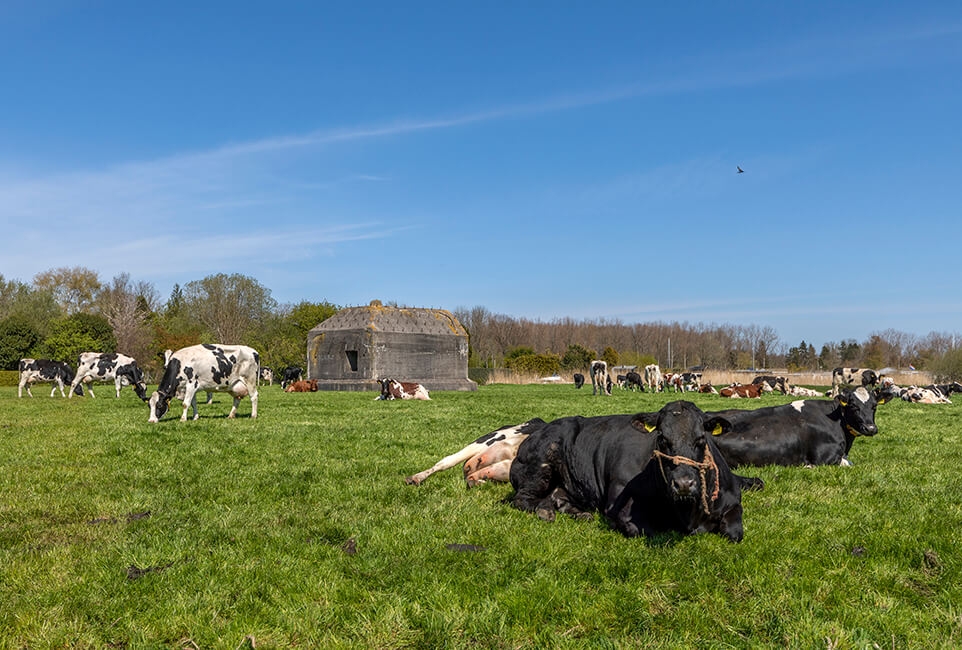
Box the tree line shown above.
[2,267,959,381]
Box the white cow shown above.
[148,344,259,422]
[69,352,148,400]
[590,360,610,396]
[644,364,663,393]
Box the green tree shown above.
[504,347,535,363]
[932,348,962,382]
[601,346,619,368]
[0,274,62,336]
[0,315,42,370]
[32,266,101,314]
[561,344,595,370]
[38,313,117,363]
[183,273,276,343]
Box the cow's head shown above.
[376,378,392,399]
[632,401,731,501]
[835,387,880,437]
[946,382,962,395]
[861,370,880,386]
[147,390,171,423]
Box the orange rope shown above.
[652,443,720,515]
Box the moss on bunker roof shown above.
[309,304,467,337]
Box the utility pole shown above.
[668,337,672,369]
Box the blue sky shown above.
[1,2,960,347]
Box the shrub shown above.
[37,313,116,364]
[504,352,561,376]
[561,344,594,370]
[932,349,962,383]
[0,315,42,370]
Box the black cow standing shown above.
[625,371,644,391]
[573,373,585,389]
[509,401,762,541]
[280,366,304,389]
[707,386,889,467]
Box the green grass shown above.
[1,385,960,648]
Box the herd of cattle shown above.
[405,362,960,541]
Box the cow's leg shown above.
[68,374,83,398]
[56,378,67,397]
[229,396,240,419]
[406,441,490,485]
[719,504,744,542]
[50,382,58,397]
[205,391,213,404]
[19,378,28,398]
[465,459,513,488]
[86,383,96,398]
[115,378,122,398]
[249,384,258,418]
[180,385,198,421]
[549,487,593,520]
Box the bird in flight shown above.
[736,166,745,174]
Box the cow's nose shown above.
[673,477,696,496]
[864,424,878,436]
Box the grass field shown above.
[1,384,960,648]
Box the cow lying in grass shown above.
[376,378,430,400]
[404,419,547,486]
[285,379,318,392]
[508,402,762,541]
[720,383,764,398]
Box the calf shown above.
[260,366,274,386]
[148,344,259,422]
[752,375,790,394]
[616,374,628,390]
[18,359,83,398]
[285,379,319,392]
[376,378,430,400]
[719,383,763,399]
[573,373,585,389]
[280,366,304,389]
[625,370,644,391]
[590,360,610,396]
[706,386,890,467]
[69,353,148,400]
[405,419,546,486]
[831,367,881,396]
[509,401,762,541]
[644,364,663,392]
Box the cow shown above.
[699,383,719,394]
[719,383,764,399]
[508,401,763,541]
[17,359,84,398]
[68,353,148,401]
[752,375,790,394]
[573,373,585,389]
[625,371,644,391]
[888,385,951,404]
[830,367,881,396]
[147,344,259,422]
[164,349,213,405]
[280,366,304,389]
[285,379,319,392]
[706,386,890,467]
[923,382,962,401]
[260,366,274,386]
[788,385,823,398]
[376,378,430,400]
[644,364,663,392]
[590,360,609,396]
[679,372,702,392]
[404,418,547,486]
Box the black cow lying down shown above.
[706,386,889,467]
[509,401,763,541]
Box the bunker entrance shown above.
[346,350,358,372]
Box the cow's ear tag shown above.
[839,400,847,406]
[712,423,723,436]
[644,423,656,432]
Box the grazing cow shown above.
[788,385,823,398]
[404,418,547,486]
[68,353,148,400]
[164,349,213,404]
[285,379,319,392]
[508,401,763,541]
[719,383,764,399]
[706,386,890,467]
[590,361,610,396]
[280,366,304,389]
[644,364,663,393]
[699,383,719,394]
[376,378,430,400]
[625,371,644,391]
[679,372,702,392]
[616,374,628,389]
[831,367,881,396]
[752,375,790,394]
[18,359,84,398]
[260,366,274,386]
[573,373,585,389]
[148,344,259,422]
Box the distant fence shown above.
[468,367,934,388]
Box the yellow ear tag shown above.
[644,424,656,432]
[712,423,723,436]
[839,401,847,406]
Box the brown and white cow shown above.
[720,383,764,399]
[285,379,318,392]
[376,378,430,400]
[404,419,546,486]
[698,383,719,394]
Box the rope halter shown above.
[651,443,720,516]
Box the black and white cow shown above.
[924,382,962,401]
[625,371,644,391]
[404,418,547,486]
[573,373,585,389]
[148,344,259,422]
[706,386,890,467]
[752,375,790,394]
[18,359,83,398]
[830,367,881,397]
[260,366,274,386]
[280,366,304,389]
[679,372,702,392]
[644,364,663,392]
[590,360,610,396]
[68,353,147,400]
[508,401,762,541]
[164,348,214,404]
